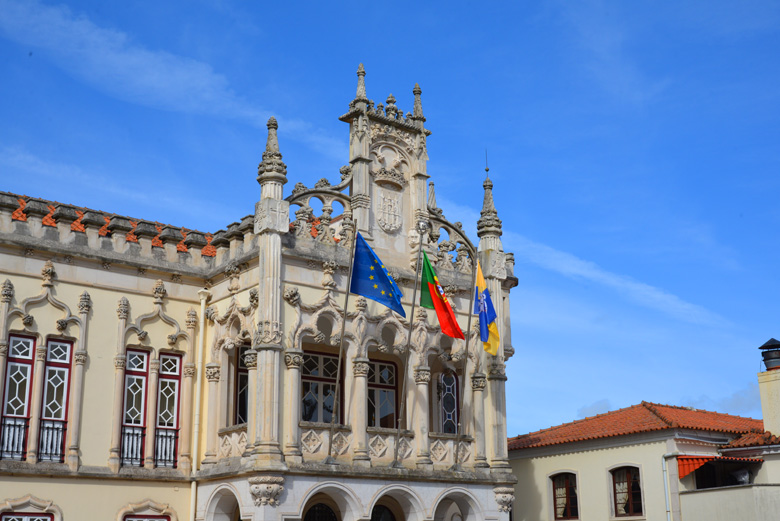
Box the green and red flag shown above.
[420,251,465,339]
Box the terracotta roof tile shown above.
[508,402,763,450]
[722,431,780,449]
[11,197,27,221]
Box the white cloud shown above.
[577,399,613,419]
[0,0,344,157]
[437,195,725,326]
[682,382,762,418]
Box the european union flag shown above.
[350,232,406,317]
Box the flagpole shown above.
[390,220,428,468]
[324,219,360,465]
[450,257,478,472]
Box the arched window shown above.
[551,472,578,519]
[437,372,459,434]
[370,505,396,521]
[304,503,339,521]
[612,466,642,516]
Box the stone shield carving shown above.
[377,190,402,233]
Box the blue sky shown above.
[1,0,779,436]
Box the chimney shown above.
[758,338,780,435]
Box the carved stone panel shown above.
[376,188,402,234]
[255,199,290,234]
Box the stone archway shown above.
[205,486,242,521]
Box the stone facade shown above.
[0,65,517,521]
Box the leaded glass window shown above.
[367,361,396,429]
[301,353,338,423]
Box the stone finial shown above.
[41,260,55,286]
[186,308,197,328]
[385,94,398,118]
[1,279,13,303]
[476,174,503,238]
[355,63,368,102]
[117,297,130,320]
[257,117,288,182]
[152,279,167,301]
[78,291,92,314]
[412,83,425,122]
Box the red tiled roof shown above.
[722,431,780,449]
[508,401,764,450]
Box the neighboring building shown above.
[508,341,780,521]
[0,65,518,520]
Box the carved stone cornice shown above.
[248,475,285,506]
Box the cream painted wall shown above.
[680,484,780,521]
[510,440,669,521]
[0,476,188,519]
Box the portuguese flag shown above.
[420,251,465,339]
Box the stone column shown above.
[0,280,14,421]
[351,358,370,467]
[108,297,129,472]
[25,344,48,463]
[244,350,258,456]
[203,363,221,464]
[253,116,289,470]
[283,351,303,463]
[413,366,432,469]
[487,361,510,472]
[348,65,371,234]
[178,309,197,474]
[66,291,91,471]
[143,358,160,468]
[471,372,488,468]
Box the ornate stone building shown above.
[0,65,517,521]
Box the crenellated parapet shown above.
[0,191,261,280]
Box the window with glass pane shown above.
[1,335,35,460]
[301,353,338,423]
[438,373,458,434]
[121,350,148,467]
[235,346,249,425]
[155,353,181,468]
[612,466,643,516]
[367,361,396,429]
[1,514,54,521]
[552,473,578,519]
[39,339,72,462]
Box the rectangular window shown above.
[1,515,54,521]
[438,372,459,434]
[301,353,339,423]
[234,346,249,425]
[121,349,148,467]
[155,353,181,468]
[367,361,396,429]
[552,473,578,519]
[1,335,36,460]
[612,466,643,516]
[38,339,73,462]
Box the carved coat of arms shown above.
[377,192,402,233]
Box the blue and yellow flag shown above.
[350,232,406,317]
[474,261,499,356]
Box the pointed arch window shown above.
[437,372,459,434]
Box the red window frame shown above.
[121,349,150,466]
[551,472,579,520]
[367,359,398,429]
[156,352,182,468]
[612,466,643,517]
[38,337,74,462]
[1,334,37,460]
[1,514,54,520]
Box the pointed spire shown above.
[477,168,502,238]
[427,181,437,209]
[257,116,287,184]
[355,63,368,102]
[412,83,424,120]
